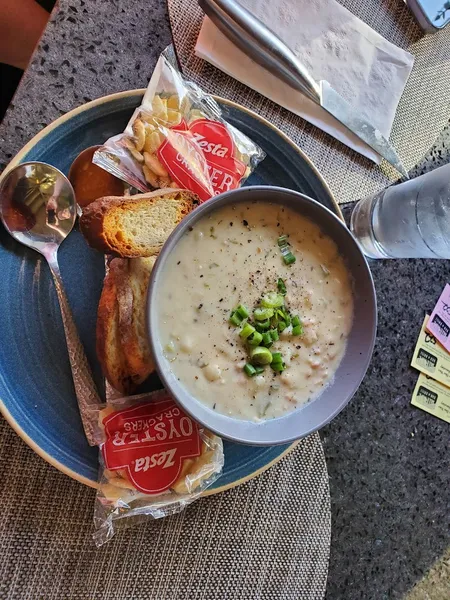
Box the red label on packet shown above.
[157,118,246,201]
[158,120,214,200]
[426,283,450,352]
[189,119,246,195]
[101,396,201,495]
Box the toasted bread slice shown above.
[80,188,199,257]
[97,257,156,395]
[96,259,133,394]
[117,257,156,385]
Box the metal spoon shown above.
[0,161,100,444]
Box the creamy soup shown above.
[157,202,353,421]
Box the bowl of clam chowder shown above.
[148,186,376,445]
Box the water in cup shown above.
[351,163,450,259]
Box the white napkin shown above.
[195,0,415,163]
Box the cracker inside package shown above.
[93,50,265,201]
[92,390,224,546]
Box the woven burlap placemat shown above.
[167,0,450,204]
[0,414,330,599]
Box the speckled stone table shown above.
[0,1,449,599]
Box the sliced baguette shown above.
[117,257,156,385]
[97,257,156,395]
[96,259,133,394]
[80,188,199,257]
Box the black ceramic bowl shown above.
[147,186,377,445]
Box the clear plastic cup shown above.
[350,163,450,259]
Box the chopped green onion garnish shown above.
[283,252,296,265]
[283,313,291,327]
[261,292,284,309]
[254,307,274,321]
[236,304,249,319]
[277,278,287,295]
[250,346,273,365]
[278,239,296,265]
[240,323,255,339]
[255,319,270,331]
[291,315,300,327]
[244,363,257,377]
[229,279,298,374]
[271,352,283,364]
[247,331,263,346]
[261,332,273,347]
[229,312,242,326]
[271,361,286,372]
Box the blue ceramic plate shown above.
[0,91,341,493]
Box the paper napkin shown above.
[195,0,415,163]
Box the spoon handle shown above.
[45,251,101,445]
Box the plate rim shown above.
[0,88,341,494]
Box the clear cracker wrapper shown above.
[94,49,265,201]
[92,390,224,546]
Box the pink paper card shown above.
[426,284,450,351]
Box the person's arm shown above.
[0,0,49,70]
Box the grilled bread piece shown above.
[118,257,156,385]
[80,188,198,257]
[96,257,156,394]
[96,259,132,394]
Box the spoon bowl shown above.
[0,161,100,444]
[0,162,77,256]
